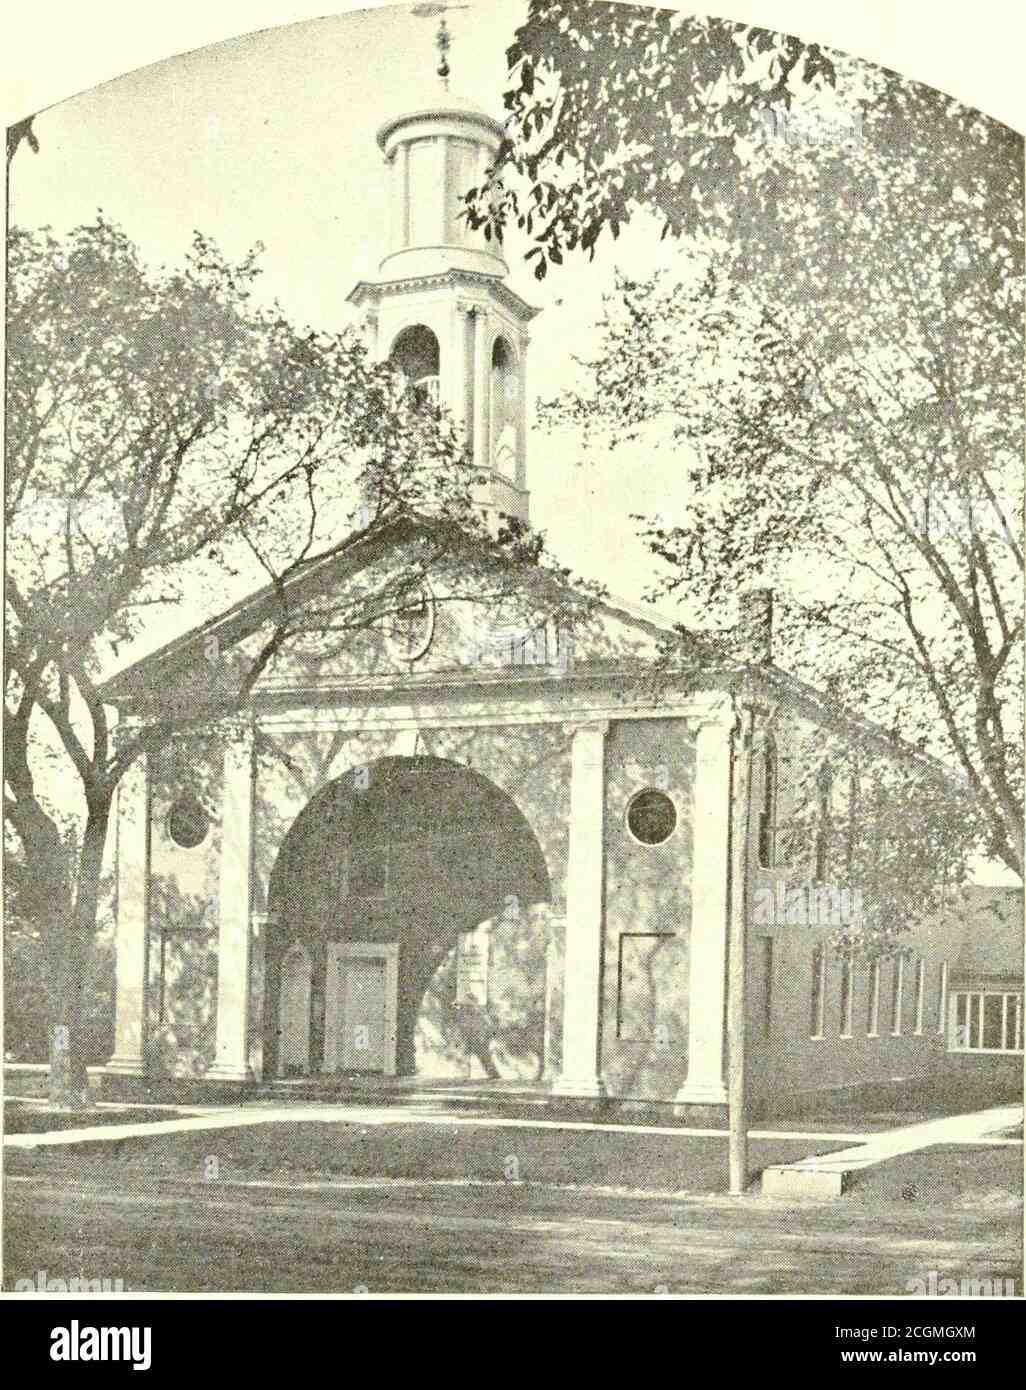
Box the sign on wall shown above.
[455,926,490,1007]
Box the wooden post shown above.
[728,702,756,1195]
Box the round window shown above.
[167,793,210,849]
[626,789,677,846]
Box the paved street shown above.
[5,1168,1020,1295]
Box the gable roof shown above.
[95,514,966,788]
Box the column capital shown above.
[688,697,736,736]
[222,722,256,761]
[566,718,610,741]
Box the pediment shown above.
[100,524,683,715]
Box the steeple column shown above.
[450,300,473,436]
[472,305,490,473]
[516,335,529,490]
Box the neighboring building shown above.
[99,81,1023,1118]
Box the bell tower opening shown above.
[390,324,440,408]
[490,336,519,482]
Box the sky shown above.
[8,1,694,617]
[6,1,1022,885]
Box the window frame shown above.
[866,957,881,1038]
[810,944,826,1039]
[839,951,854,1039]
[890,953,905,1037]
[757,737,777,870]
[948,989,1023,1054]
[913,956,925,1035]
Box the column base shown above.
[673,1080,728,1106]
[550,1073,607,1100]
[205,1063,254,1084]
[104,1054,146,1077]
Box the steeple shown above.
[347,8,539,528]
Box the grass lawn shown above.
[847,1142,1023,1208]
[5,1118,851,1192]
[3,1100,198,1135]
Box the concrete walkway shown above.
[762,1103,1023,1197]
[4,1099,872,1150]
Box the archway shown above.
[264,756,552,1078]
[389,324,440,406]
[490,335,518,478]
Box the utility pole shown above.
[727,699,756,1195]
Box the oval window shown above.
[626,789,677,846]
[167,793,210,849]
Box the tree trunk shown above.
[48,801,111,1107]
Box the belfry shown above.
[347,20,537,528]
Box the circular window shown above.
[167,793,210,849]
[626,789,677,846]
[382,584,436,664]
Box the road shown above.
[5,1170,1020,1295]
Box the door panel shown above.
[339,958,388,1071]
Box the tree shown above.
[534,62,1024,887]
[467,1,838,277]
[470,0,1019,303]
[5,217,578,1103]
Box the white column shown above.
[208,729,256,1082]
[542,915,563,1081]
[675,713,734,1105]
[106,753,150,1076]
[552,721,609,1098]
[450,301,471,433]
[515,333,529,493]
[473,306,490,473]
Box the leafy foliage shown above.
[467,2,840,276]
[4,217,577,1098]
[523,22,1023,879]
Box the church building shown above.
[100,71,1022,1119]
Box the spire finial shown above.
[436,16,452,89]
[411,3,469,92]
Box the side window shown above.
[814,761,834,882]
[757,738,777,869]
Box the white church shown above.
[99,63,1023,1119]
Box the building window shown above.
[761,937,774,1038]
[757,738,777,869]
[382,584,435,664]
[949,991,1023,1053]
[913,957,925,1035]
[616,934,684,1042]
[839,953,854,1038]
[890,954,905,1036]
[814,761,833,881]
[867,958,881,1036]
[936,961,948,1035]
[626,789,677,846]
[810,945,826,1038]
[167,793,210,849]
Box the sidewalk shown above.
[4,1097,870,1150]
[762,1103,1023,1197]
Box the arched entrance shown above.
[264,757,552,1078]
